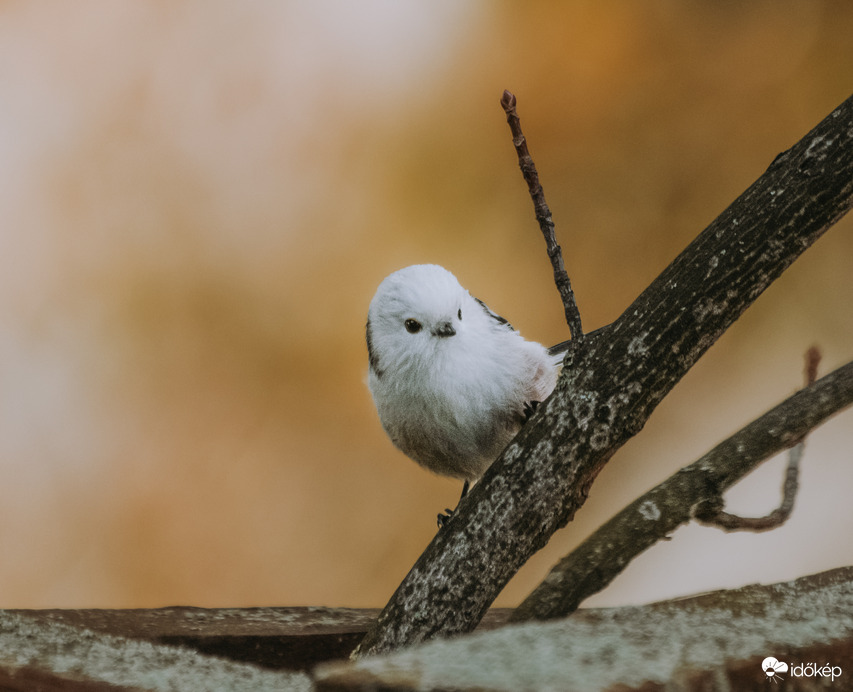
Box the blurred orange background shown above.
[0,2,851,609]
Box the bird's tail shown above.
[547,339,572,366]
[548,324,608,365]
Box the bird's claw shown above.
[437,480,469,529]
[437,509,455,529]
[522,400,541,422]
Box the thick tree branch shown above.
[500,90,582,341]
[354,94,853,657]
[511,359,853,622]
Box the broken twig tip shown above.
[805,346,821,386]
[498,88,583,340]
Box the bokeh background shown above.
[0,1,851,609]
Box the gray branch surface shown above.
[321,567,853,691]
[511,360,853,622]
[354,93,853,658]
[0,610,312,692]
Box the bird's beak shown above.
[432,322,456,338]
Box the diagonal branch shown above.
[354,93,853,658]
[500,90,583,341]
[511,358,853,622]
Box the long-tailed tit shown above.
[366,264,569,522]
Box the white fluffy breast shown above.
[366,264,559,480]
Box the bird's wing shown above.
[474,297,516,332]
[547,339,571,357]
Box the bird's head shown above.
[366,264,470,377]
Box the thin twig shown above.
[500,90,583,341]
[805,345,821,387]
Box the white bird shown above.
[366,264,569,521]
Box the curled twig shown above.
[696,347,821,532]
[695,443,802,532]
[501,90,583,341]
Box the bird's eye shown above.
[458,309,462,320]
[404,319,422,334]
